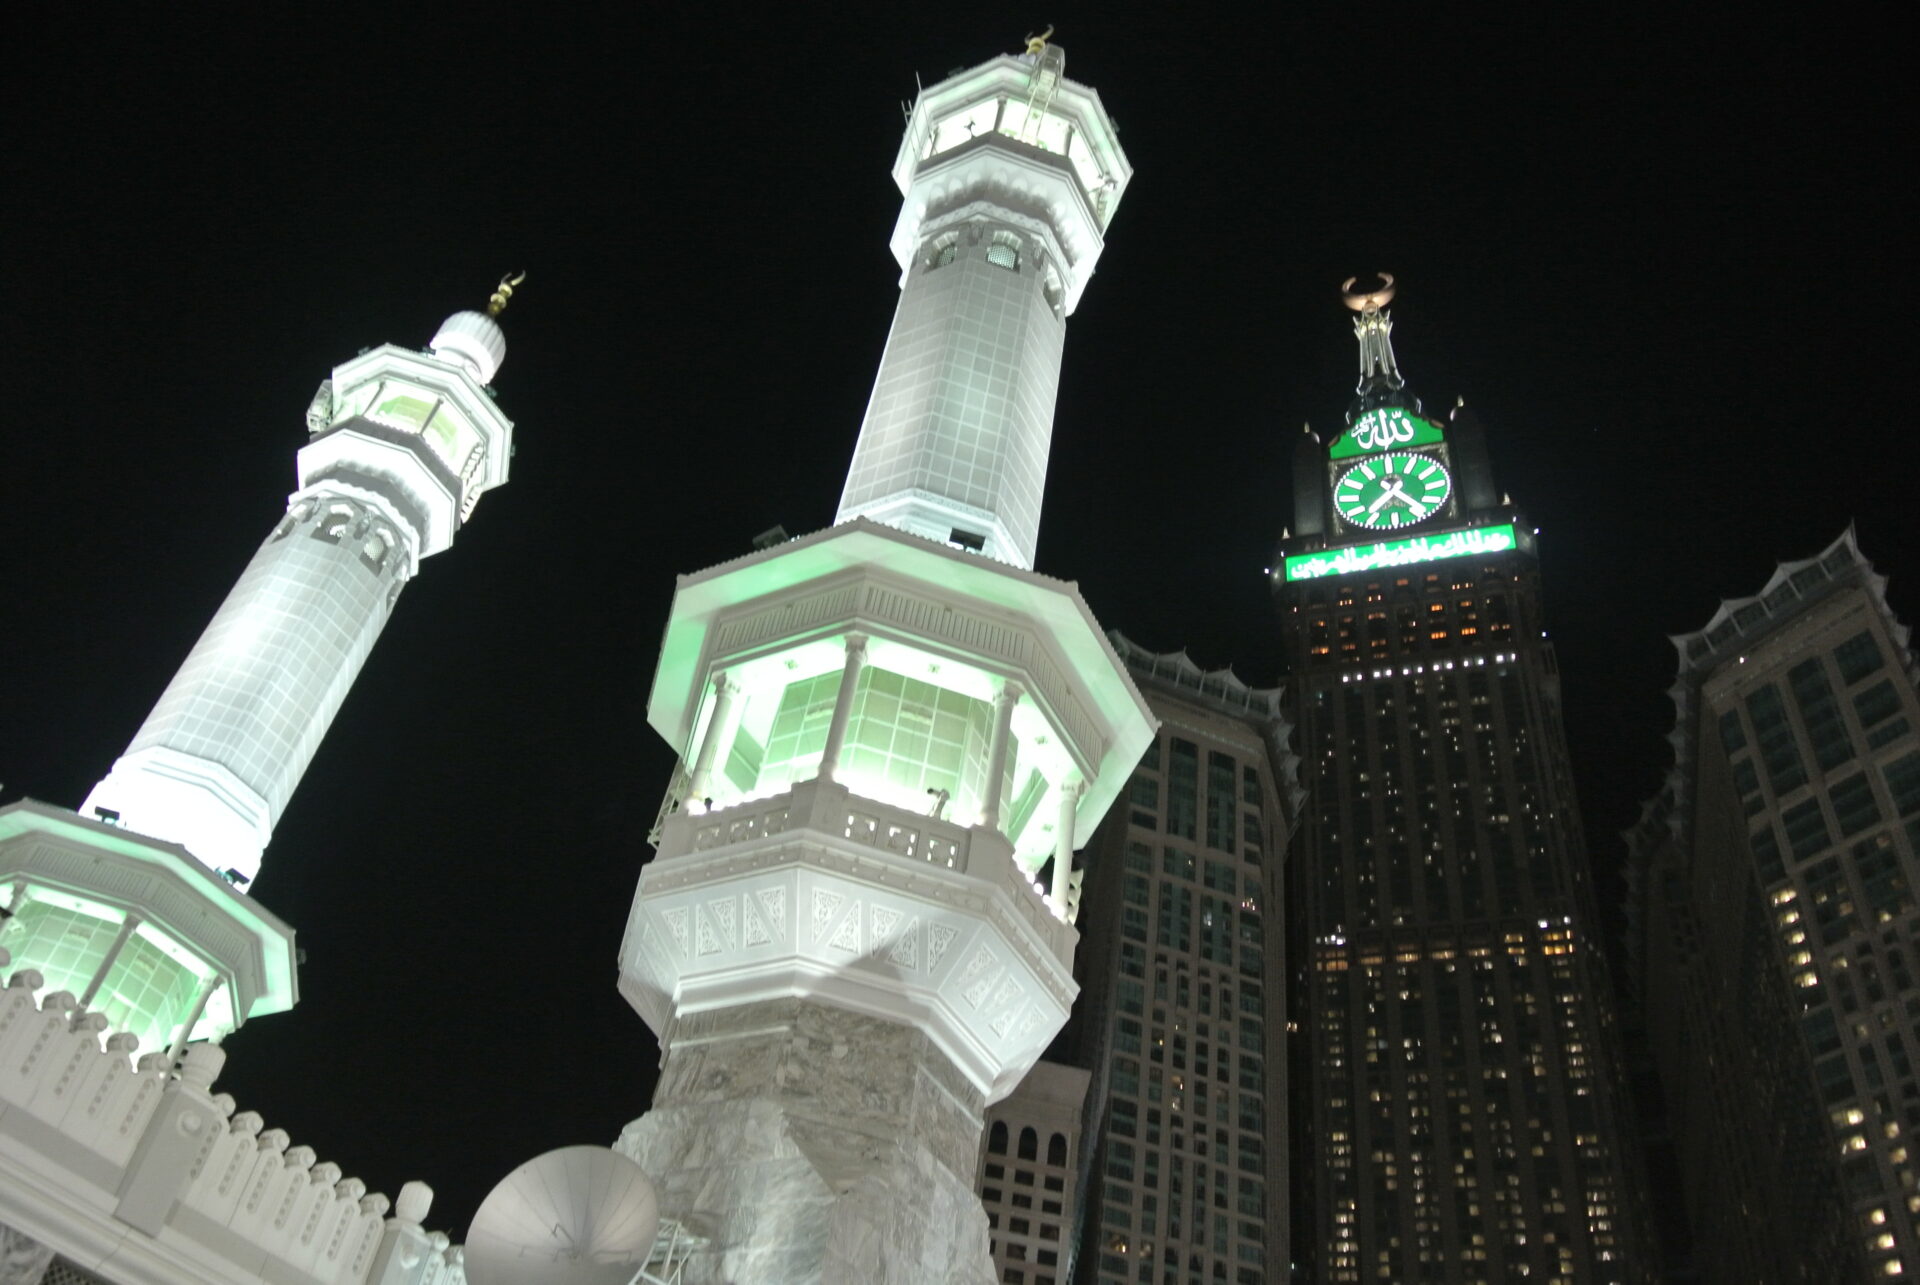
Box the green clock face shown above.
[1334,453,1453,530]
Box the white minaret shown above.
[84,278,522,885]
[834,32,1130,569]
[614,36,1152,1284]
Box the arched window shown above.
[987,230,1022,272]
[1047,1132,1067,1166]
[1017,1126,1038,1161]
[988,1121,1008,1154]
[312,504,354,545]
[359,531,391,574]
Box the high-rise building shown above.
[1274,277,1651,1283]
[613,35,1154,1283]
[978,1059,1092,1284]
[1059,635,1298,1285]
[1624,529,1920,1282]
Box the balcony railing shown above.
[657,777,1076,962]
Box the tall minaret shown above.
[613,36,1152,1284]
[834,29,1129,569]
[1,282,520,1057]
[84,278,522,886]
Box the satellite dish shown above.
[464,1145,660,1285]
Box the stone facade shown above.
[620,999,995,1284]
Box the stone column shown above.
[978,681,1024,831]
[815,634,869,784]
[685,672,741,803]
[619,998,996,1285]
[76,914,140,1008]
[1049,776,1082,917]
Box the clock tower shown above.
[1274,279,1655,1283]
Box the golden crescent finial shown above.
[1342,272,1396,313]
[1025,24,1055,55]
[487,271,527,318]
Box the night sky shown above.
[5,5,1908,1246]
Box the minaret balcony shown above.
[620,773,1079,1102]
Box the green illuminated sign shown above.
[1328,408,1445,460]
[1283,523,1519,582]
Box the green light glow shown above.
[1328,408,1445,460]
[1283,523,1519,582]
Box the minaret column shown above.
[684,672,742,803]
[1048,775,1083,917]
[815,633,869,784]
[978,681,1024,831]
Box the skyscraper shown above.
[1061,635,1298,1285]
[1625,529,1920,1281]
[613,35,1154,1283]
[1274,278,1650,1283]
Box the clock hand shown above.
[1371,480,1410,513]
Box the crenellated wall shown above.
[0,950,464,1285]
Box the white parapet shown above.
[0,954,464,1285]
[624,776,1077,1102]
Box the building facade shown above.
[1273,279,1650,1283]
[978,1059,1092,1284]
[1625,530,1920,1281]
[1060,636,1298,1285]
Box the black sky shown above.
[3,4,1909,1242]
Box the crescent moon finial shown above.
[487,271,527,318]
[1342,272,1397,313]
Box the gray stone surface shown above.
[0,1222,52,1285]
[620,999,998,1284]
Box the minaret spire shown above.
[1344,272,1418,418]
[833,31,1130,569]
[83,284,520,885]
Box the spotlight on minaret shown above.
[614,34,1153,1282]
[1,280,522,1055]
[84,277,523,885]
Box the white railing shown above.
[0,950,465,1285]
[656,780,1075,962]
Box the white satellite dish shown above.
[464,1145,661,1285]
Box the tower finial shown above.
[1342,272,1415,419]
[1024,25,1055,55]
[1342,273,1396,314]
[487,271,526,318]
